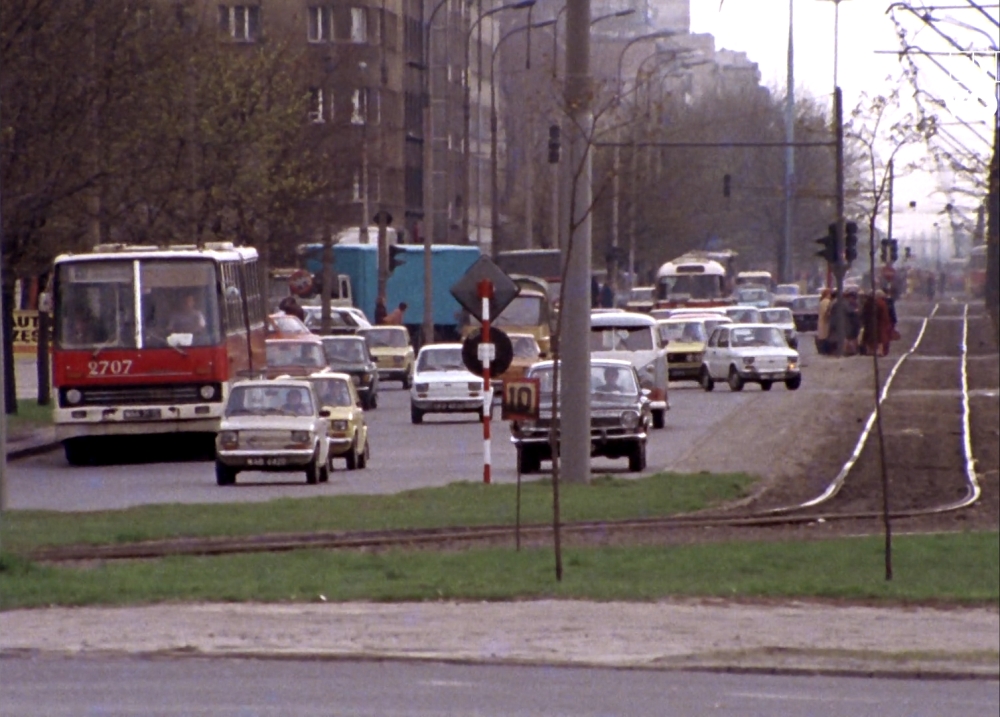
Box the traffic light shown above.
[723,174,731,198]
[904,246,912,260]
[816,224,838,264]
[844,221,859,263]
[548,124,560,164]
[880,238,889,263]
[889,239,899,262]
[388,244,407,274]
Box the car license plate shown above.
[446,402,469,410]
[123,408,162,420]
[246,457,288,467]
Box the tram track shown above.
[29,301,995,564]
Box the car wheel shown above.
[785,375,802,391]
[345,439,359,470]
[727,367,744,392]
[518,447,541,474]
[628,442,647,473]
[368,391,378,409]
[651,408,666,429]
[215,462,237,486]
[402,372,413,389]
[63,438,94,467]
[700,367,715,392]
[305,453,321,484]
[760,380,773,391]
[410,405,423,424]
[318,461,330,483]
[358,439,369,469]
[478,407,485,422]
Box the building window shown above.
[219,5,261,41]
[308,88,325,123]
[352,170,362,201]
[308,6,332,42]
[351,89,365,125]
[350,7,367,43]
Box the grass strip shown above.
[0,472,755,552]
[2,531,996,610]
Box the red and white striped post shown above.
[479,278,494,484]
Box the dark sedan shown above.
[791,294,821,333]
[321,336,380,409]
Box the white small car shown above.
[759,306,799,349]
[215,379,331,485]
[410,343,488,424]
[701,324,801,392]
[590,312,669,428]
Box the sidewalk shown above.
[2,600,997,678]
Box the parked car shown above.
[700,324,801,392]
[359,325,415,388]
[410,343,488,424]
[656,318,709,383]
[304,371,370,471]
[266,313,313,340]
[759,307,799,349]
[510,359,651,474]
[215,379,330,485]
[302,305,372,336]
[791,294,821,332]
[590,311,668,428]
[320,335,380,409]
[265,337,328,379]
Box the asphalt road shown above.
[6,337,820,512]
[2,656,997,717]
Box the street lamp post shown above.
[462,0,535,245]
[490,19,556,257]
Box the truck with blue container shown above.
[298,243,481,342]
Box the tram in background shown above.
[965,244,988,298]
[653,249,738,309]
[51,242,266,465]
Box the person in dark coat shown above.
[374,295,388,325]
[278,296,306,321]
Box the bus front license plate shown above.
[123,409,162,420]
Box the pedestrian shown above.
[591,276,600,308]
[816,288,833,355]
[385,301,408,325]
[278,295,306,321]
[860,290,892,357]
[925,272,936,300]
[374,295,388,325]
[599,281,614,309]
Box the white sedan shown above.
[409,343,488,424]
[700,324,801,392]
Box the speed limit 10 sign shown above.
[501,378,540,421]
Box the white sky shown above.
[686,0,999,251]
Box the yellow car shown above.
[494,333,542,388]
[656,318,709,383]
[305,372,370,471]
[360,326,415,389]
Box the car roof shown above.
[306,370,353,381]
[658,317,710,325]
[507,333,538,341]
[359,325,406,332]
[265,336,323,345]
[235,378,314,390]
[590,311,656,327]
[531,357,634,370]
[419,342,463,352]
[321,334,365,342]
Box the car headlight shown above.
[689,353,703,363]
[415,382,429,392]
[620,410,640,430]
[331,420,349,432]
[787,358,798,370]
[393,356,403,366]
[290,430,312,444]
[199,384,216,400]
[468,381,482,391]
[219,430,239,449]
[65,388,83,405]
[742,357,755,366]
[639,363,656,377]
[362,373,372,383]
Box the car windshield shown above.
[589,326,654,351]
[417,347,465,372]
[493,295,543,327]
[323,338,368,363]
[726,308,761,323]
[532,365,637,396]
[363,327,409,348]
[730,326,787,348]
[794,296,820,311]
[303,308,353,331]
[775,285,799,296]
[761,309,793,324]
[658,321,706,343]
[226,384,315,417]
[269,314,309,334]
[511,335,540,358]
[629,288,653,301]
[311,378,354,408]
[266,342,327,368]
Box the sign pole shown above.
[479,279,493,485]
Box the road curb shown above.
[6,440,61,461]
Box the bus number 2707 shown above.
[88,359,133,376]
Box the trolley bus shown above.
[51,242,266,464]
[654,256,734,309]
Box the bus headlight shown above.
[65,389,83,405]
[199,384,216,400]
[219,430,239,449]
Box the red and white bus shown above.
[52,242,266,464]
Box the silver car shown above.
[590,312,668,429]
[215,379,331,485]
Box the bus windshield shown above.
[657,274,725,300]
[56,259,221,350]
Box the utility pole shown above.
[782,0,795,284]
[833,87,847,355]
[560,1,591,485]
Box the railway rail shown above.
[30,301,994,563]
